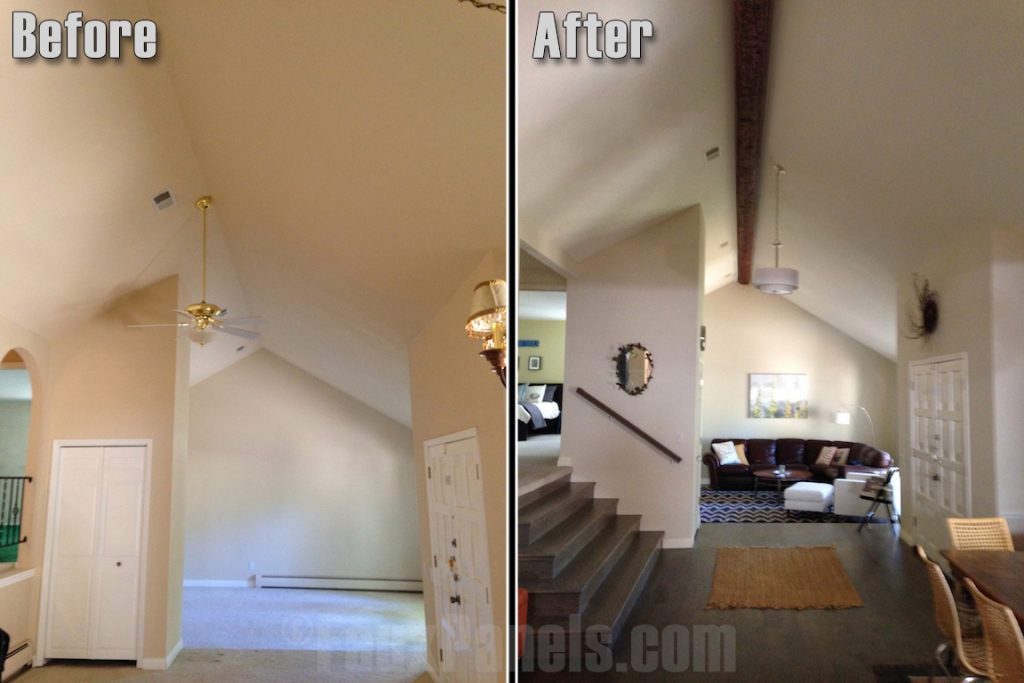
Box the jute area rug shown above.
[706,546,864,610]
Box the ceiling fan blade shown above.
[217,326,260,340]
[217,317,265,325]
[129,323,191,328]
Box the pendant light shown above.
[753,164,799,295]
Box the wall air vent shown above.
[705,146,721,162]
[152,189,175,211]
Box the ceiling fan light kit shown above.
[753,164,800,295]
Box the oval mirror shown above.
[615,343,653,395]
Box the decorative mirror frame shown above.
[614,342,654,396]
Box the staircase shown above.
[519,466,663,652]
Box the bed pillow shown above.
[832,447,851,465]
[523,385,547,403]
[815,446,838,467]
[734,442,749,465]
[518,384,529,401]
[711,441,741,465]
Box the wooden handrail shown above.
[574,387,682,463]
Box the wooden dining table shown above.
[942,549,1024,627]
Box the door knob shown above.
[450,595,461,604]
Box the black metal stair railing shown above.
[0,476,31,548]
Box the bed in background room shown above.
[517,383,562,441]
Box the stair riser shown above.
[600,538,662,646]
[518,473,572,509]
[520,484,595,545]
[519,509,615,581]
[529,522,639,616]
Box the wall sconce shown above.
[466,279,507,387]
[832,405,876,446]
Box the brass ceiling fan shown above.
[130,196,263,346]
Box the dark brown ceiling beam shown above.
[734,0,774,285]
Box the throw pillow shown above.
[523,384,547,403]
[734,443,749,465]
[833,447,851,465]
[711,441,741,465]
[518,384,529,401]
[815,446,838,467]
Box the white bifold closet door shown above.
[45,445,145,660]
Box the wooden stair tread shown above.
[519,499,617,557]
[521,514,641,595]
[529,531,663,643]
[519,482,593,522]
[519,465,573,499]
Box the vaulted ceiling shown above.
[0,0,505,425]
[518,0,1024,360]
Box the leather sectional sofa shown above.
[703,438,893,490]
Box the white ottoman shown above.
[784,482,834,513]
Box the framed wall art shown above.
[749,373,809,419]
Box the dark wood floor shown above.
[519,523,943,682]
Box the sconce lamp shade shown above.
[753,267,799,295]
[466,280,508,338]
[466,279,507,387]
[832,410,852,425]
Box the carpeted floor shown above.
[705,546,864,610]
[12,650,432,682]
[12,589,430,683]
[700,488,888,524]
[182,587,426,652]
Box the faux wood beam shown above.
[734,0,774,284]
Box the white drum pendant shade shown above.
[753,266,799,294]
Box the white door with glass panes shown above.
[910,355,971,557]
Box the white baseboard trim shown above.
[183,579,254,588]
[256,575,423,592]
[662,537,694,549]
[1001,512,1024,535]
[2,642,33,682]
[424,661,442,682]
[139,638,182,670]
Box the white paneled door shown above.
[910,355,971,556]
[44,444,148,661]
[425,430,494,683]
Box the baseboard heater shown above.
[255,575,422,593]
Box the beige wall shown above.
[561,208,704,547]
[517,319,565,384]
[409,248,506,680]
[897,228,1024,540]
[702,283,897,459]
[896,228,1024,541]
[185,349,419,581]
[46,276,188,661]
[990,229,1024,533]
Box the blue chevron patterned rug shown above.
[700,489,882,524]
